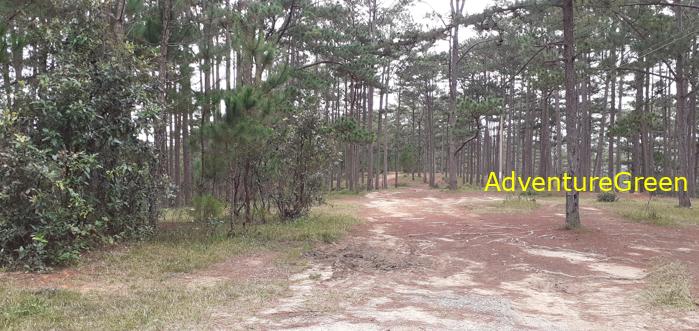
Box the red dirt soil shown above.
[240,182,699,330]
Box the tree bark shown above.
[383,69,390,189]
[447,0,465,190]
[608,49,617,178]
[675,4,692,207]
[563,0,581,228]
[593,73,610,180]
[539,92,551,178]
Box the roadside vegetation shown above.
[0,203,358,330]
[462,192,540,214]
[591,196,699,226]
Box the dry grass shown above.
[591,197,699,226]
[643,258,695,309]
[479,195,539,213]
[0,202,360,330]
[0,279,286,330]
[463,195,539,214]
[300,287,365,314]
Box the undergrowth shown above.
[0,205,359,330]
[500,195,539,211]
[593,197,699,226]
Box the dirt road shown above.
[241,185,699,330]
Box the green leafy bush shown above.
[597,192,617,202]
[399,145,418,174]
[0,15,158,270]
[269,111,334,220]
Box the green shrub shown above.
[268,112,333,220]
[189,195,226,227]
[0,17,158,270]
[597,192,617,202]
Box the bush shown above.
[189,195,226,227]
[0,17,158,270]
[268,111,334,220]
[597,192,617,202]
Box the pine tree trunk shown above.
[539,92,551,178]
[563,0,580,228]
[426,85,435,187]
[383,70,390,189]
[151,0,172,226]
[580,75,592,177]
[367,83,374,191]
[395,82,401,188]
[593,74,610,179]
[608,50,617,178]
[633,71,644,188]
[182,109,192,205]
[675,5,692,208]
[446,0,462,190]
[688,40,698,197]
[2,62,11,108]
[555,92,563,175]
[378,101,384,188]
[174,111,181,206]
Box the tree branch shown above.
[297,60,344,70]
[456,38,500,66]
[620,1,699,10]
[454,118,482,156]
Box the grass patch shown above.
[465,195,539,214]
[443,182,482,193]
[0,203,359,330]
[592,197,699,226]
[161,207,195,223]
[643,258,695,309]
[596,192,618,202]
[91,209,358,278]
[326,189,363,198]
[248,213,357,244]
[499,195,539,211]
[0,279,286,330]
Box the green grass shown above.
[0,204,359,330]
[592,197,699,226]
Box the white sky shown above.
[409,0,495,24]
[409,0,496,51]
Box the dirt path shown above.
[240,185,699,330]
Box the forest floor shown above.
[3,176,699,330]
